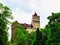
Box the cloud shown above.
[12,8,32,24]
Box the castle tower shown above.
[31,12,40,29]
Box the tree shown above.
[0,3,13,45]
[33,28,44,45]
[45,13,60,45]
[11,22,28,45]
[27,31,36,45]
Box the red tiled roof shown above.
[13,21,33,29]
[20,23,33,29]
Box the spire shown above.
[33,12,37,16]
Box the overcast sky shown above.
[0,0,60,40]
[0,0,60,27]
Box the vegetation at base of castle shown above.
[33,28,45,45]
[11,22,27,45]
[0,3,13,45]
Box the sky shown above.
[0,0,60,40]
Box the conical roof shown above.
[33,12,37,16]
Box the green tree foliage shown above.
[33,28,44,45]
[0,3,12,45]
[43,13,60,45]
[27,32,36,45]
[11,22,27,45]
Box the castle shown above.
[11,12,40,32]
